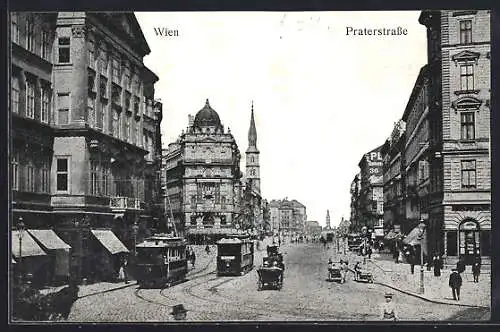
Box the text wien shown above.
[154,28,179,37]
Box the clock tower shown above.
[246,101,260,194]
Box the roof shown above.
[217,238,242,244]
[28,229,71,250]
[91,230,130,255]
[12,231,47,258]
[193,99,222,129]
[248,103,258,148]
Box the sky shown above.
[135,11,428,227]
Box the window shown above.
[88,40,95,68]
[41,87,50,124]
[112,56,121,82]
[11,13,19,44]
[87,96,95,127]
[99,48,108,75]
[57,93,70,125]
[12,152,19,190]
[26,81,35,119]
[112,110,119,137]
[125,115,130,141]
[56,158,69,192]
[135,123,140,146]
[124,68,131,91]
[26,162,35,192]
[134,96,140,115]
[11,76,19,114]
[58,37,70,63]
[460,112,475,140]
[99,76,107,98]
[40,160,49,193]
[250,169,256,176]
[481,230,491,256]
[90,159,99,195]
[101,162,109,196]
[460,64,474,91]
[41,30,51,61]
[446,231,458,256]
[459,20,472,44]
[461,160,476,188]
[96,100,105,130]
[26,16,35,52]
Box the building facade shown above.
[381,120,406,234]
[268,198,307,236]
[357,146,384,231]
[420,10,491,263]
[163,100,244,243]
[349,174,360,232]
[10,12,163,283]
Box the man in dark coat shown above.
[433,254,443,277]
[456,257,466,274]
[449,268,462,300]
[472,254,481,283]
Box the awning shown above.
[27,229,71,250]
[402,223,427,247]
[91,230,130,255]
[384,230,403,240]
[12,231,47,258]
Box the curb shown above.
[77,281,137,300]
[373,281,489,309]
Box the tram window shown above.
[219,244,240,255]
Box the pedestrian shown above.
[205,244,210,255]
[119,258,129,284]
[191,249,196,268]
[409,254,415,275]
[472,255,481,283]
[456,257,466,274]
[433,254,443,277]
[367,246,372,260]
[449,268,462,301]
[340,260,349,284]
[380,292,398,321]
[171,304,188,321]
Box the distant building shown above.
[306,221,323,237]
[349,174,361,231]
[268,198,307,235]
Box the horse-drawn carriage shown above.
[266,245,285,270]
[327,265,342,282]
[353,262,374,283]
[257,265,283,290]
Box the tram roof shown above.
[217,237,252,244]
[137,235,186,248]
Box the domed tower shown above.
[192,99,223,134]
[246,101,260,194]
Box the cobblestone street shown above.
[66,241,489,322]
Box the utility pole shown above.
[418,220,426,294]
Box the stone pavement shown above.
[342,250,490,308]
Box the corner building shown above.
[420,10,491,264]
[10,12,163,283]
[164,100,244,243]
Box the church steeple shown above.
[246,101,260,195]
[248,101,257,148]
[326,210,331,229]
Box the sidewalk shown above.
[345,250,490,308]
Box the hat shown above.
[171,304,188,315]
[384,292,394,298]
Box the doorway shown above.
[458,219,480,265]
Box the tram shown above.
[216,237,254,276]
[135,234,188,288]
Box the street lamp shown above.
[418,219,426,294]
[17,218,25,280]
[132,221,139,256]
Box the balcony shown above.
[110,196,142,211]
